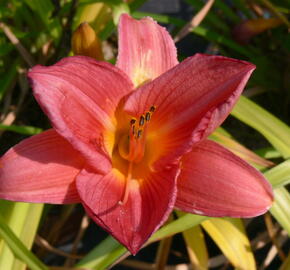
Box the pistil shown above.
[117,106,156,205]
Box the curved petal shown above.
[0,129,85,204]
[28,56,134,173]
[116,14,178,87]
[124,54,255,168]
[76,165,179,254]
[176,139,273,217]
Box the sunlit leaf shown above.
[202,218,256,270]
[0,124,43,135]
[232,96,290,159]
[77,214,207,269]
[210,129,274,170]
[0,211,47,270]
[264,159,290,188]
[269,187,290,236]
[0,202,43,270]
[182,225,208,269]
[255,147,282,159]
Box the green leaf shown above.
[0,212,48,270]
[0,60,18,101]
[75,236,126,270]
[231,96,290,159]
[210,129,274,170]
[181,223,208,269]
[23,0,53,27]
[192,26,254,58]
[215,0,240,23]
[264,159,290,188]
[132,11,184,26]
[0,202,29,269]
[269,187,290,236]
[232,0,252,18]
[0,124,43,135]
[255,147,282,159]
[0,202,44,270]
[185,0,230,33]
[77,213,207,269]
[202,218,256,270]
[111,2,130,25]
[12,204,44,270]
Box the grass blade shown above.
[232,96,290,159]
[0,212,48,270]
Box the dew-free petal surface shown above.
[117,14,178,87]
[176,139,273,217]
[0,129,84,203]
[28,56,134,173]
[76,164,179,254]
[124,54,255,168]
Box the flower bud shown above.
[72,22,103,60]
[232,18,282,44]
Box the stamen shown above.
[145,112,151,121]
[137,129,142,138]
[139,115,145,126]
[120,105,156,163]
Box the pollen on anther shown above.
[149,106,156,112]
[137,129,142,138]
[145,112,151,121]
[139,115,145,126]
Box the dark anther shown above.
[149,106,156,112]
[139,115,145,126]
[137,129,142,138]
[130,119,136,125]
[145,112,151,121]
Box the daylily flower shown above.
[0,14,273,254]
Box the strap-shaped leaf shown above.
[182,225,208,269]
[264,159,290,188]
[76,213,207,270]
[0,211,47,270]
[231,96,290,159]
[202,218,256,270]
[270,187,290,236]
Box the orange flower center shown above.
[109,106,156,205]
[118,106,155,164]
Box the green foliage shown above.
[0,0,289,269]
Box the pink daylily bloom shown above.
[0,14,273,254]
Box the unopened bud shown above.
[72,22,103,60]
[232,18,282,44]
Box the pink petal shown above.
[176,139,273,217]
[76,165,179,254]
[124,54,255,168]
[28,56,134,173]
[0,129,85,204]
[116,14,178,87]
